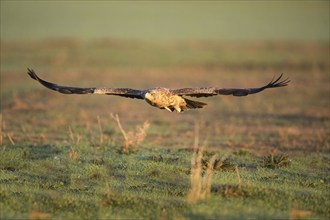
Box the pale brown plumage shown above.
[27,68,289,112]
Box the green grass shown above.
[1,39,329,219]
[1,145,329,219]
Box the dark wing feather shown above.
[27,68,144,99]
[172,74,289,97]
[171,87,218,97]
[216,73,290,96]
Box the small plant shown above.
[261,154,291,169]
[213,157,236,171]
[211,166,243,197]
[111,113,149,153]
[211,184,243,197]
[187,147,217,203]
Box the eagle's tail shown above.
[184,98,207,109]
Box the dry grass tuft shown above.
[187,147,217,203]
[29,210,51,220]
[101,181,114,207]
[0,114,2,146]
[111,113,149,153]
[235,166,242,187]
[97,115,105,144]
[69,146,78,161]
[68,126,81,145]
[289,208,312,220]
[6,132,15,146]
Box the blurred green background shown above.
[1,1,329,42]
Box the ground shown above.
[1,39,329,219]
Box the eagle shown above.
[27,68,289,112]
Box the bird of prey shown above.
[27,68,289,113]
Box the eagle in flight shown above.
[27,69,289,113]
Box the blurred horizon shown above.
[1,1,329,42]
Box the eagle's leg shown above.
[174,106,182,113]
[165,106,173,112]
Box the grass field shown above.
[1,39,329,219]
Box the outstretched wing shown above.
[172,74,289,97]
[216,74,290,96]
[27,68,144,99]
[171,87,218,97]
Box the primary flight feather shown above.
[27,68,289,112]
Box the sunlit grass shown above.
[1,144,328,219]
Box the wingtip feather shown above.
[268,73,290,88]
[27,68,39,81]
